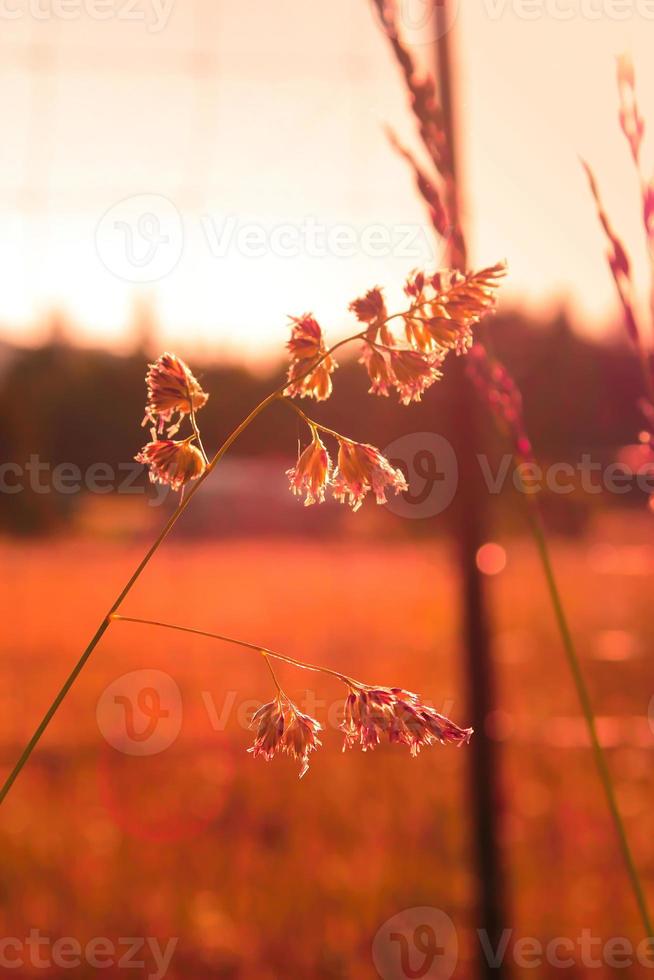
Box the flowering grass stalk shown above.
[0,270,503,799]
[111,615,472,772]
[371,0,652,936]
[583,56,654,487]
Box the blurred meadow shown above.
[1,513,654,977]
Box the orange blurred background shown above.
[2,2,654,978]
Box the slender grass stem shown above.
[111,615,360,687]
[282,398,350,444]
[262,653,284,696]
[0,331,365,806]
[521,488,653,936]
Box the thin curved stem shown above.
[262,653,284,695]
[282,398,351,444]
[520,484,653,936]
[187,388,210,465]
[111,615,361,688]
[0,330,365,806]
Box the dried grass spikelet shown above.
[360,343,443,405]
[405,263,506,356]
[386,129,450,239]
[286,430,332,506]
[286,314,337,401]
[582,159,640,346]
[467,345,533,463]
[388,348,444,405]
[332,439,407,511]
[248,698,285,763]
[349,287,395,346]
[359,342,394,397]
[135,437,206,492]
[341,685,473,756]
[371,0,450,178]
[143,352,209,436]
[248,696,321,778]
[281,706,322,779]
[617,54,644,166]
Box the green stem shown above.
[523,490,652,936]
[0,331,364,807]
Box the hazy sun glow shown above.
[1,0,653,357]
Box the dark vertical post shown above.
[433,4,510,975]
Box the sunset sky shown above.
[1,0,654,359]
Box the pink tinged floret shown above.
[135,438,206,492]
[286,314,337,402]
[401,264,505,358]
[349,287,387,326]
[389,349,444,404]
[143,352,209,436]
[359,343,393,397]
[248,698,285,763]
[281,708,322,779]
[248,698,322,778]
[286,433,332,506]
[349,287,395,345]
[332,440,407,511]
[341,685,473,756]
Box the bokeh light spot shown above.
[476,542,507,576]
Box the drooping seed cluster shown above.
[248,682,472,779]
[248,696,322,780]
[341,685,472,756]
[286,263,505,408]
[286,432,407,512]
[136,354,210,491]
[285,315,337,402]
[136,263,505,503]
[142,352,209,436]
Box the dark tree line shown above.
[0,308,646,533]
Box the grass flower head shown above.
[286,314,337,401]
[332,439,407,511]
[135,437,206,491]
[143,352,209,436]
[286,430,332,506]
